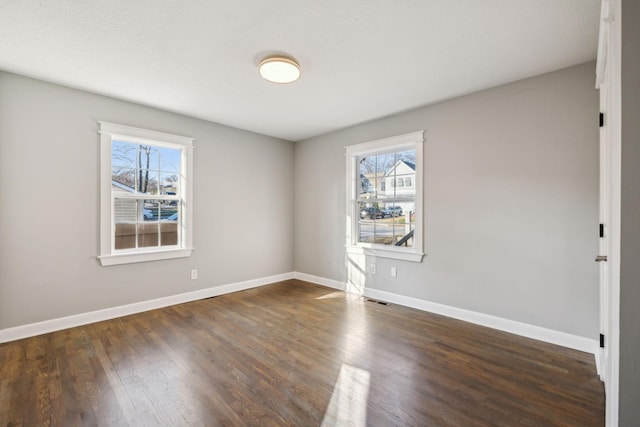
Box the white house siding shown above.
[383,160,416,214]
[112,185,138,224]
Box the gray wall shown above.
[0,72,294,330]
[0,63,601,344]
[294,62,599,338]
[620,0,640,424]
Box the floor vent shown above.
[365,298,390,306]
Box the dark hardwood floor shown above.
[0,280,604,426]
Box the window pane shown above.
[395,173,415,197]
[161,209,179,246]
[114,198,138,250]
[130,145,157,171]
[140,200,159,246]
[113,192,180,250]
[112,167,136,190]
[396,149,416,167]
[112,140,138,168]
[137,200,179,248]
[358,157,376,199]
[357,197,416,247]
[392,201,415,247]
[158,202,178,220]
[383,203,404,217]
[387,149,415,200]
[138,222,159,247]
[143,200,159,221]
[137,170,159,195]
[375,153,395,175]
[160,172,180,196]
[158,146,181,173]
[372,216,393,245]
[144,146,159,170]
[357,201,375,243]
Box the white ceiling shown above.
[0,0,600,142]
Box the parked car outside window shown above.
[360,207,384,219]
[388,206,403,216]
[382,208,398,217]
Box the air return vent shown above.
[365,298,390,306]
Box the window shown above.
[345,131,424,262]
[98,122,194,266]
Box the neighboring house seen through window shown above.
[346,131,424,262]
[98,122,194,266]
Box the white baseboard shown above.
[1,270,599,358]
[292,272,598,355]
[0,272,294,344]
[293,272,345,290]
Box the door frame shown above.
[595,0,621,425]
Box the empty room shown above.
[1,1,638,426]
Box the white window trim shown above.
[345,131,425,263]
[98,122,194,266]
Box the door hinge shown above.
[599,112,605,127]
[600,333,605,348]
[600,223,604,238]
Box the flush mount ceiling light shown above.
[258,56,301,84]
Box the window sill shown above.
[346,245,424,263]
[98,248,193,266]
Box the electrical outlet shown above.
[391,266,397,277]
[191,269,198,280]
[370,264,376,274]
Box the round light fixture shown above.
[259,56,301,84]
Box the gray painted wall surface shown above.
[0,72,294,330]
[620,1,640,424]
[294,62,599,338]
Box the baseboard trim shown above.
[0,272,294,344]
[2,270,598,357]
[292,272,597,355]
[364,288,598,355]
[595,349,602,378]
[293,272,345,290]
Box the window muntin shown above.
[113,198,179,250]
[357,149,416,247]
[99,122,193,266]
[346,131,424,262]
[111,140,181,252]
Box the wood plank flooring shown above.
[0,280,604,426]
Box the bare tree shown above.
[112,142,157,193]
[112,141,182,200]
[359,151,415,175]
[138,145,152,193]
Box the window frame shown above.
[345,131,424,262]
[98,122,194,266]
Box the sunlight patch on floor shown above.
[316,291,361,301]
[321,364,371,427]
[315,291,345,300]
